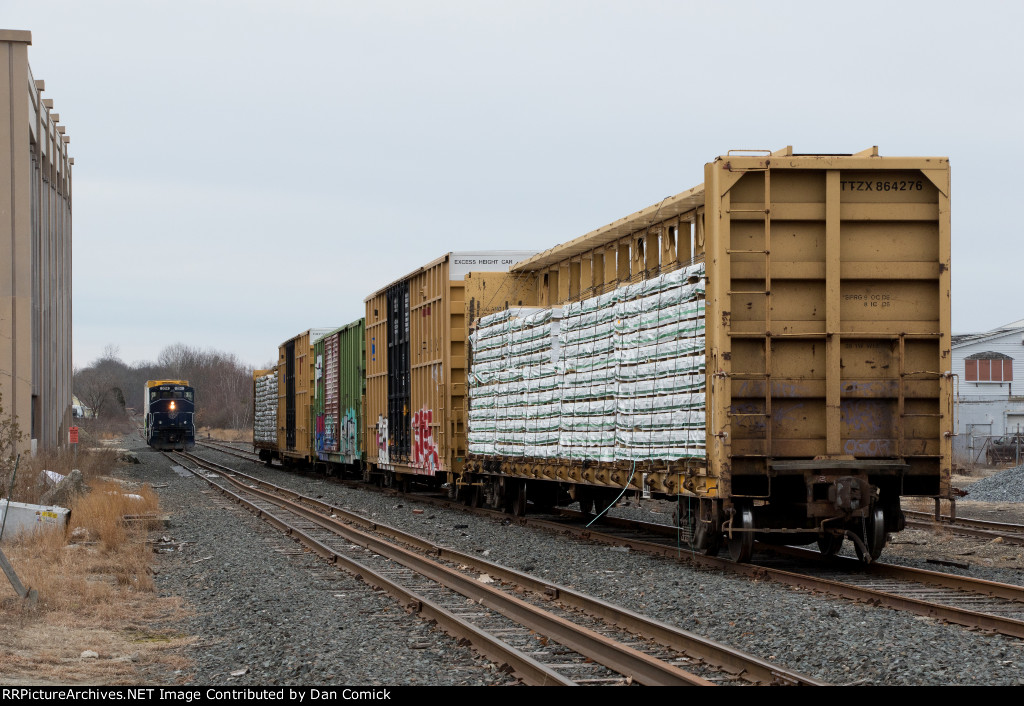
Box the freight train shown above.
[252,147,954,563]
[144,379,196,450]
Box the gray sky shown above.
[6,1,1021,368]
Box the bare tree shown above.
[0,389,25,480]
[74,345,130,418]
[74,366,114,419]
[77,343,258,431]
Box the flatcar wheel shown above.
[854,507,886,562]
[727,503,755,563]
[817,532,845,558]
[467,485,482,508]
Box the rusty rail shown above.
[174,452,732,686]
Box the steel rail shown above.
[174,452,719,686]
[183,449,827,684]
[518,515,1024,640]
[196,440,262,463]
[903,510,1024,546]
[170,452,573,686]
[769,542,1024,597]
[186,445,1024,643]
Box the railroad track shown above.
[196,439,263,463]
[903,510,1024,546]
[517,512,1024,640]
[189,443,1024,641]
[169,450,825,686]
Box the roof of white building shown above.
[953,320,1024,348]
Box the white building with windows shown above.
[951,320,1024,464]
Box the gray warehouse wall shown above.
[0,30,73,453]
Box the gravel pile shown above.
[124,442,1024,686]
[962,465,1024,502]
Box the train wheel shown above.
[467,484,482,508]
[854,507,887,562]
[817,532,845,558]
[727,502,755,563]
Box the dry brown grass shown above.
[0,454,192,685]
[197,427,251,442]
[3,446,123,506]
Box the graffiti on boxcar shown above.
[325,413,338,452]
[321,412,337,454]
[377,414,389,464]
[841,399,890,434]
[730,402,766,434]
[843,438,893,457]
[313,409,325,454]
[843,380,897,396]
[341,408,358,459]
[412,405,440,472]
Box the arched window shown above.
[965,352,1013,382]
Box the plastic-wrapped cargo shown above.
[464,146,954,564]
[468,264,706,463]
[253,369,278,446]
[468,307,564,459]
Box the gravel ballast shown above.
[961,464,1024,502]
[123,440,1024,686]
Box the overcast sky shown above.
[6,1,1022,368]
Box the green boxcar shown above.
[314,319,366,467]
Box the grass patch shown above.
[0,447,192,684]
[197,427,251,443]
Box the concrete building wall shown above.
[0,30,73,453]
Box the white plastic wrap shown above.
[469,263,708,463]
[253,371,278,444]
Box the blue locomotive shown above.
[144,380,196,450]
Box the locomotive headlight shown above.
[170,401,176,410]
